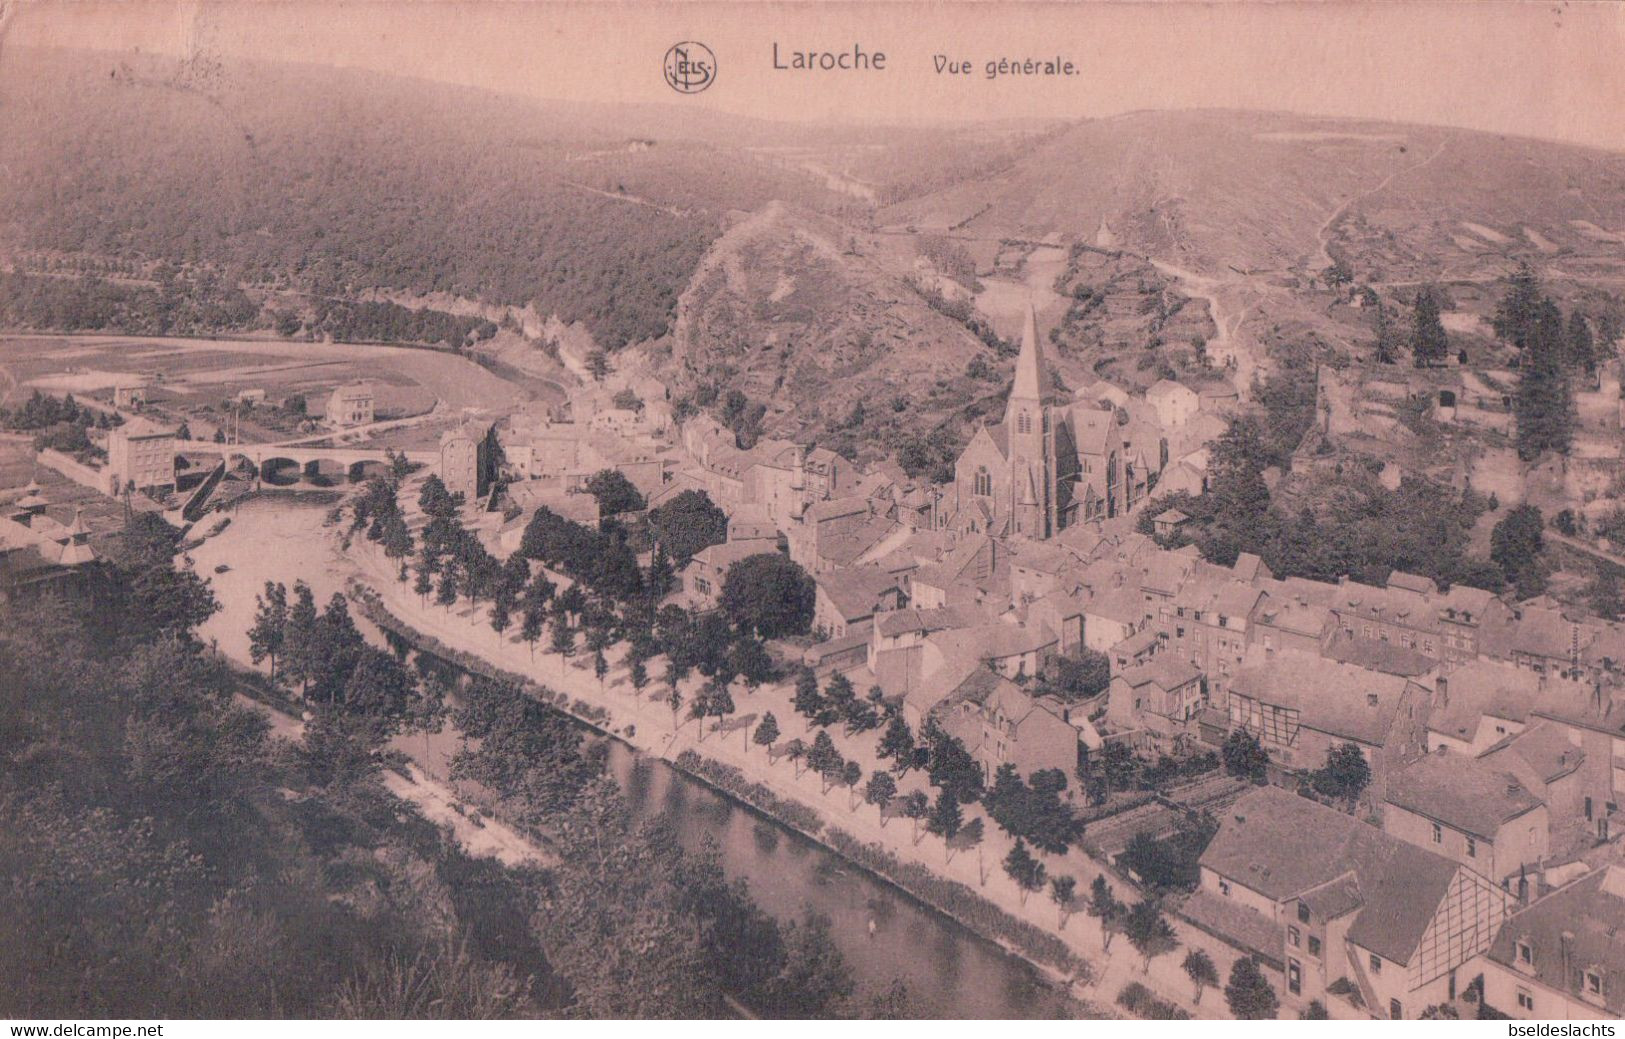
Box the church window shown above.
[1017,411,1031,435]
[974,467,991,497]
[1042,411,1050,433]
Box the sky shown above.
[7,0,1625,150]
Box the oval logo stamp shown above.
[663,41,717,94]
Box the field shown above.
[0,333,527,437]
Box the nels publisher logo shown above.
[663,41,716,94]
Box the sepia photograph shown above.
[2,0,1624,1025]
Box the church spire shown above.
[1010,302,1047,403]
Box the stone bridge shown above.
[174,439,440,486]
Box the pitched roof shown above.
[1322,632,1437,677]
[1229,648,1413,746]
[1482,722,1587,784]
[1386,753,1544,839]
[874,604,987,638]
[1202,786,1461,964]
[1486,866,1625,1016]
[1120,656,1202,692]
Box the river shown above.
[196,496,1079,1019]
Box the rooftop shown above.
[1386,753,1544,839]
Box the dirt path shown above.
[1149,259,1260,397]
[1312,136,1453,273]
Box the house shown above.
[1106,657,1204,752]
[941,678,1080,781]
[1187,786,1511,1019]
[683,540,765,609]
[1480,865,1625,1019]
[726,502,778,546]
[1384,753,1548,885]
[1151,508,1190,539]
[812,567,904,639]
[107,417,176,496]
[1423,659,1544,755]
[439,421,496,503]
[1326,574,1514,665]
[1510,606,1595,679]
[326,381,375,427]
[1227,648,1430,802]
[1146,378,1200,430]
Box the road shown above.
[333,488,1253,1018]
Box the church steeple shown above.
[1008,302,1048,408]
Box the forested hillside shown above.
[0,49,851,349]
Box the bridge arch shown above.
[348,459,391,483]
[259,456,301,486]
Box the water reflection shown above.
[603,741,1073,1019]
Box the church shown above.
[946,305,1168,540]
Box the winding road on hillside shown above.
[1311,135,1454,274]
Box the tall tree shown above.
[1049,875,1078,928]
[1002,840,1046,905]
[720,553,816,638]
[1225,957,1280,1020]
[282,580,319,696]
[926,789,963,856]
[753,711,781,756]
[878,714,915,772]
[247,580,288,681]
[1088,876,1127,951]
[1410,287,1449,367]
[1124,899,1179,973]
[1492,504,1548,598]
[1183,949,1219,1004]
[1566,311,1597,374]
[1514,294,1575,460]
[864,771,897,822]
[900,790,930,845]
[647,489,728,565]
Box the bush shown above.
[1116,982,1190,1020]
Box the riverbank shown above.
[345,579,1098,1013]
[339,504,1242,1019]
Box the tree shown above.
[247,580,288,681]
[586,348,611,381]
[666,686,684,731]
[1038,650,1110,703]
[1183,949,1218,1004]
[1225,957,1280,1020]
[520,601,546,658]
[864,771,897,822]
[583,469,645,518]
[793,666,824,720]
[720,553,815,638]
[753,711,781,756]
[1002,840,1046,905]
[1514,295,1575,461]
[1492,504,1547,598]
[808,731,844,793]
[412,555,435,605]
[877,714,915,772]
[783,738,808,777]
[1125,899,1179,973]
[549,614,576,661]
[489,596,512,637]
[1049,875,1078,928]
[729,636,774,693]
[340,646,415,741]
[1566,311,1597,374]
[1313,742,1372,803]
[900,790,930,845]
[1371,299,1401,365]
[925,723,983,804]
[706,682,736,741]
[1088,876,1127,951]
[926,789,963,855]
[629,656,649,698]
[840,760,864,809]
[647,489,728,565]
[1302,1000,1331,1020]
[1222,729,1269,782]
[1591,567,1625,622]
[1410,287,1449,367]
[281,580,319,696]
[435,567,459,610]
